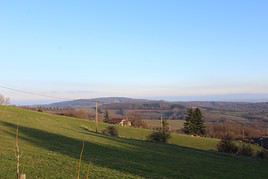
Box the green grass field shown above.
[0,106,268,178]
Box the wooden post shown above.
[19,174,26,179]
[95,101,99,133]
[16,125,26,179]
[16,125,20,179]
[241,123,245,140]
[160,114,163,132]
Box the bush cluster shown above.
[147,119,171,143]
[217,137,254,157]
[217,137,238,154]
[147,131,170,143]
[256,149,268,159]
[237,143,253,156]
[102,126,118,137]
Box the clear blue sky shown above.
[0,0,268,104]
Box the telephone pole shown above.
[95,101,99,133]
[161,114,163,130]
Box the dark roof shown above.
[110,118,123,124]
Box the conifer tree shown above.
[194,108,206,135]
[103,110,110,123]
[184,108,206,135]
[184,108,194,134]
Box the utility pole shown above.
[161,114,163,131]
[242,128,245,140]
[95,101,99,133]
[241,123,245,140]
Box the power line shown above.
[0,83,72,100]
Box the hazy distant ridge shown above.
[46,97,268,112]
[46,97,150,108]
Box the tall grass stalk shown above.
[77,141,85,179]
[86,163,90,179]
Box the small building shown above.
[110,118,123,124]
[119,119,132,127]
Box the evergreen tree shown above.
[103,110,110,123]
[161,119,169,133]
[184,108,194,134]
[194,108,206,135]
[184,108,206,136]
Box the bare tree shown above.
[0,94,10,105]
[128,112,147,128]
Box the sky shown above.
[0,0,268,104]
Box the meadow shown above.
[0,106,268,178]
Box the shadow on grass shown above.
[79,126,219,156]
[1,121,188,178]
[1,121,268,178]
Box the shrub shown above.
[256,149,268,159]
[102,126,118,137]
[217,137,238,154]
[55,109,89,119]
[237,143,253,156]
[147,131,170,143]
[37,108,43,112]
[148,119,171,143]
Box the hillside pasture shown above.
[0,106,268,178]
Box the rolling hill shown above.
[45,97,268,111]
[45,97,151,108]
[0,106,268,178]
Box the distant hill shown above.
[177,101,268,112]
[46,97,268,112]
[45,97,151,108]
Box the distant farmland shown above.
[145,119,184,131]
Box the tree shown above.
[217,135,238,154]
[128,112,147,128]
[194,108,206,135]
[183,108,206,136]
[161,119,169,133]
[117,108,125,116]
[183,108,194,134]
[103,110,110,123]
[0,94,9,105]
[102,126,118,137]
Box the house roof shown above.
[110,118,123,124]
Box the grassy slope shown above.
[0,106,267,179]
